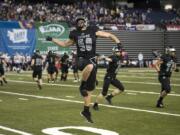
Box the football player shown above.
[46,16,123,123]
[31,50,43,89]
[93,47,125,110]
[0,52,8,86]
[46,51,56,83]
[60,52,69,81]
[155,46,179,108]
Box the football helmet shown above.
[75,16,88,29]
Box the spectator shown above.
[138,52,144,68]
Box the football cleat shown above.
[80,111,93,123]
[105,96,112,105]
[93,103,99,111]
[156,103,164,108]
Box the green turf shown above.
[0,68,180,135]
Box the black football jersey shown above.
[159,54,175,77]
[31,54,43,67]
[61,54,69,65]
[106,55,121,77]
[69,26,99,59]
[46,54,56,67]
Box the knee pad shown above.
[80,90,88,97]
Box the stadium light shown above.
[164,4,172,10]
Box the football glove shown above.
[46,36,53,41]
[117,42,123,50]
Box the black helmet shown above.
[48,50,53,55]
[112,46,121,53]
[75,16,87,29]
[75,16,86,23]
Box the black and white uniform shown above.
[69,25,99,91]
[158,54,175,93]
[101,55,124,96]
[31,54,43,79]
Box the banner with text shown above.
[166,25,180,31]
[35,22,70,54]
[0,28,36,56]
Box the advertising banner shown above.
[0,28,36,56]
[136,24,155,31]
[166,25,180,31]
[35,22,70,54]
[0,21,21,28]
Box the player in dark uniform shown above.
[155,46,179,108]
[46,51,56,83]
[31,50,43,89]
[93,47,125,110]
[0,53,8,86]
[46,16,123,123]
[60,52,69,81]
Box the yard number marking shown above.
[42,126,119,135]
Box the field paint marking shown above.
[8,80,180,97]
[0,99,2,102]
[0,90,180,117]
[98,74,180,81]
[0,125,32,135]
[66,96,75,98]
[7,73,180,84]
[126,93,137,95]
[18,98,28,101]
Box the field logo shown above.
[39,24,65,37]
[42,126,119,135]
[7,29,28,43]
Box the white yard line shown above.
[18,98,29,101]
[7,72,180,81]
[0,90,180,117]
[126,93,137,95]
[65,96,75,98]
[98,74,180,81]
[0,125,32,135]
[7,73,180,86]
[7,80,180,97]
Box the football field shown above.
[0,68,180,135]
